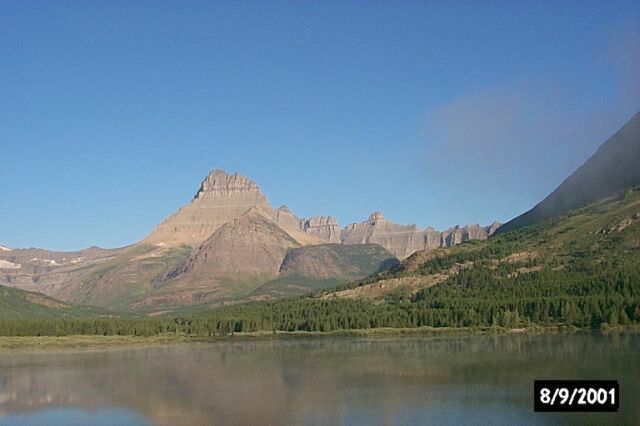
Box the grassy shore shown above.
[1,324,638,350]
[0,334,195,350]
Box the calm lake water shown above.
[0,333,637,425]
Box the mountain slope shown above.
[251,244,399,298]
[167,208,301,284]
[498,111,640,234]
[0,245,124,300]
[69,244,192,310]
[279,243,398,279]
[0,285,110,319]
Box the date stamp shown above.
[534,380,619,412]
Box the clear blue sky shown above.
[1,1,639,251]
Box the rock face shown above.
[301,216,342,243]
[341,212,499,259]
[144,170,271,247]
[264,206,329,246]
[341,212,427,259]
[441,223,495,246]
[498,111,640,234]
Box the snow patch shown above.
[0,245,11,251]
[29,258,61,266]
[0,260,21,269]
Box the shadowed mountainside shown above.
[498,111,640,234]
[249,243,399,299]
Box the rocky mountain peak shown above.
[144,169,270,247]
[368,211,385,222]
[194,169,261,199]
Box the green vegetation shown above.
[5,325,603,350]
[252,274,345,298]
[0,286,111,320]
[0,334,192,350]
[2,188,640,338]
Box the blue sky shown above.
[1,1,639,251]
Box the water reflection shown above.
[0,408,150,426]
[0,334,637,425]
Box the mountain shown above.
[128,213,398,311]
[132,208,304,308]
[172,207,301,278]
[144,170,272,247]
[498,111,640,234]
[144,170,336,248]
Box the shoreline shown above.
[1,324,638,351]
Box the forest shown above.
[1,256,638,337]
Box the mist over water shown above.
[0,334,637,425]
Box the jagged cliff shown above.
[301,216,342,243]
[340,212,499,259]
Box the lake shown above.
[0,333,637,425]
